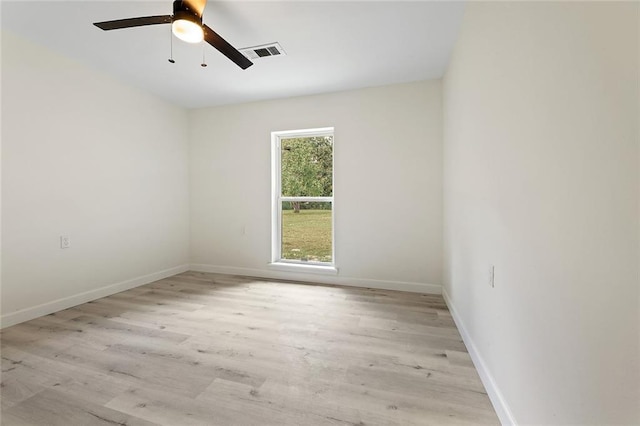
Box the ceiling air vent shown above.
[239,43,286,60]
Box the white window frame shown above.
[270,127,337,274]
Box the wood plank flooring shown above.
[0,272,499,425]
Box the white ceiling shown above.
[1,1,465,109]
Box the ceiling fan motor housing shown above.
[173,0,202,24]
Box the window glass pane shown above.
[281,201,332,263]
[281,136,333,197]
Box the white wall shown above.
[443,2,639,424]
[189,81,442,293]
[1,31,190,326]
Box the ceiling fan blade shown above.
[183,0,207,17]
[203,25,253,70]
[94,15,172,31]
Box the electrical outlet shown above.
[489,265,495,288]
[60,236,71,249]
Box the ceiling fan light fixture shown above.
[172,11,203,43]
[93,0,253,69]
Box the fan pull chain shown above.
[201,44,207,67]
[168,29,175,64]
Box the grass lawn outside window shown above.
[281,209,332,263]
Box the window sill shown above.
[268,262,338,275]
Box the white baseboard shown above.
[0,264,189,329]
[190,263,441,295]
[442,288,517,426]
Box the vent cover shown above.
[239,42,286,60]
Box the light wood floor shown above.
[1,272,499,425]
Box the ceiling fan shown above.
[93,0,253,70]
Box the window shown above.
[271,128,335,270]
